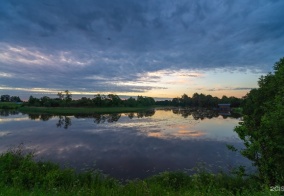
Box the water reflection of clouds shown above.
[0,110,252,180]
[28,129,249,180]
[142,126,206,140]
[0,131,11,137]
[105,112,207,140]
[175,130,205,138]
[0,117,30,123]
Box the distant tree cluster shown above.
[156,93,242,108]
[2,90,242,108]
[26,90,156,107]
[0,95,22,102]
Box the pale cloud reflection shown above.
[0,117,30,123]
[104,111,207,140]
[0,131,11,137]
[146,130,205,139]
[144,126,205,140]
[0,109,250,179]
[175,130,205,138]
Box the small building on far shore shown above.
[218,104,231,112]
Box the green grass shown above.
[0,102,22,110]
[18,106,153,115]
[0,148,278,196]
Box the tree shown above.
[64,90,72,102]
[124,97,137,107]
[0,95,10,102]
[57,92,64,100]
[28,96,40,106]
[40,96,52,107]
[172,97,181,106]
[137,96,155,106]
[107,94,122,106]
[10,96,22,102]
[235,58,284,185]
[181,94,191,106]
[93,94,103,107]
[77,97,92,106]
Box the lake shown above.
[0,108,252,180]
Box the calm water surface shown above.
[0,108,251,180]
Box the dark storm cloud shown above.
[0,0,284,95]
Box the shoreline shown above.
[18,106,154,115]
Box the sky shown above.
[0,0,284,100]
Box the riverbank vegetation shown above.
[1,92,243,117]
[0,148,276,196]
[232,107,243,115]
[156,93,242,108]
[18,106,153,115]
[234,57,284,186]
[0,102,22,110]
[1,91,242,111]
[25,93,156,108]
[25,92,242,108]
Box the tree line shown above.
[156,93,242,108]
[0,95,22,102]
[25,90,156,107]
[1,90,242,108]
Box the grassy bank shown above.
[0,149,276,196]
[19,106,153,115]
[0,102,22,110]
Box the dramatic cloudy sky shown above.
[0,0,284,99]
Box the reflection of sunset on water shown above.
[175,130,205,138]
[0,109,250,180]
[145,124,206,139]
[0,117,30,123]
[146,130,206,139]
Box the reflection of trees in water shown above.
[28,114,53,121]
[136,109,155,118]
[0,110,20,116]
[172,108,228,120]
[0,109,163,127]
[229,112,242,119]
[128,112,135,119]
[25,114,71,128]
[74,113,121,123]
[40,114,53,121]
[76,110,155,123]
[56,116,72,129]
[28,114,40,120]
[94,113,121,124]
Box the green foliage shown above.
[0,95,22,102]
[25,92,156,108]
[0,102,22,110]
[0,102,22,109]
[124,97,137,107]
[0,148,277,195]
[157,93,242,108]
[235,57,284,185]
[0,94,10,102]
[19,106,151,115]
[137,95,155,106]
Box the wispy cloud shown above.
[207,87,254,92]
